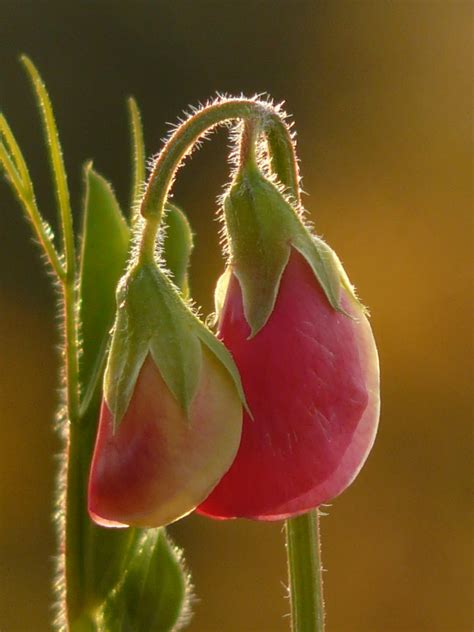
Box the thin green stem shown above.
[285,510,325,632]
[239,119,259,169]
[138,215,160,263]
[63,279,81,424]
[139,96,298,259]
[20,56,85,628]
[141,98,297,220]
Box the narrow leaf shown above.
[128,96,146,220]
[21,55,75,271]
[79,163,130,411]
[0,113,32,189]
[162,202,194,297]
[0,133,63,277]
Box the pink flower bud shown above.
[198,248,380,520]
[89,350,242,528]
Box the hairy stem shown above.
[139,97,298,259]
[285,510,325,632]
[21,57,84,626]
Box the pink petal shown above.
[198,248,380,520]
[88,351,242,528]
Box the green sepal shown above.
[224,167,294,337]
[291,233,353,318]
[78,163,130,413]
[211,267,232,328]
[222,164,360,336]
[104,262,202,429]
[98,529,190,632]
[162,202,194,298]
[196,320,252,418]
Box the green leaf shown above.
[83,497,138,612]
[0,112,64,278]
[127,97,146,221]
[99,529,190,632]
[21,55,76,274]
[79,163,130,412]
[162,203,194,297]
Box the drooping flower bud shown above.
[88,259,246,528]
[198,158,380,520]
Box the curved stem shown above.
[139,97,299,259]
[286,509,325,632]
[239,119,259,169]
[138,215,160,264]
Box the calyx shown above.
[221,161,362,337]
[104,261,248,430]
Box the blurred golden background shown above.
[0,2,471,631]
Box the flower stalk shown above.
[140,97,299,223]
[286,510,325,632]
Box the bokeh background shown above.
[0,2,472,631]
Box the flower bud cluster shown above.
[88,102,379,529]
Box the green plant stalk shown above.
[20,57,85,626]
[65,422,89,627]
[140,98,299,228]
[285,510,325,632]
[62,294,83,622]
